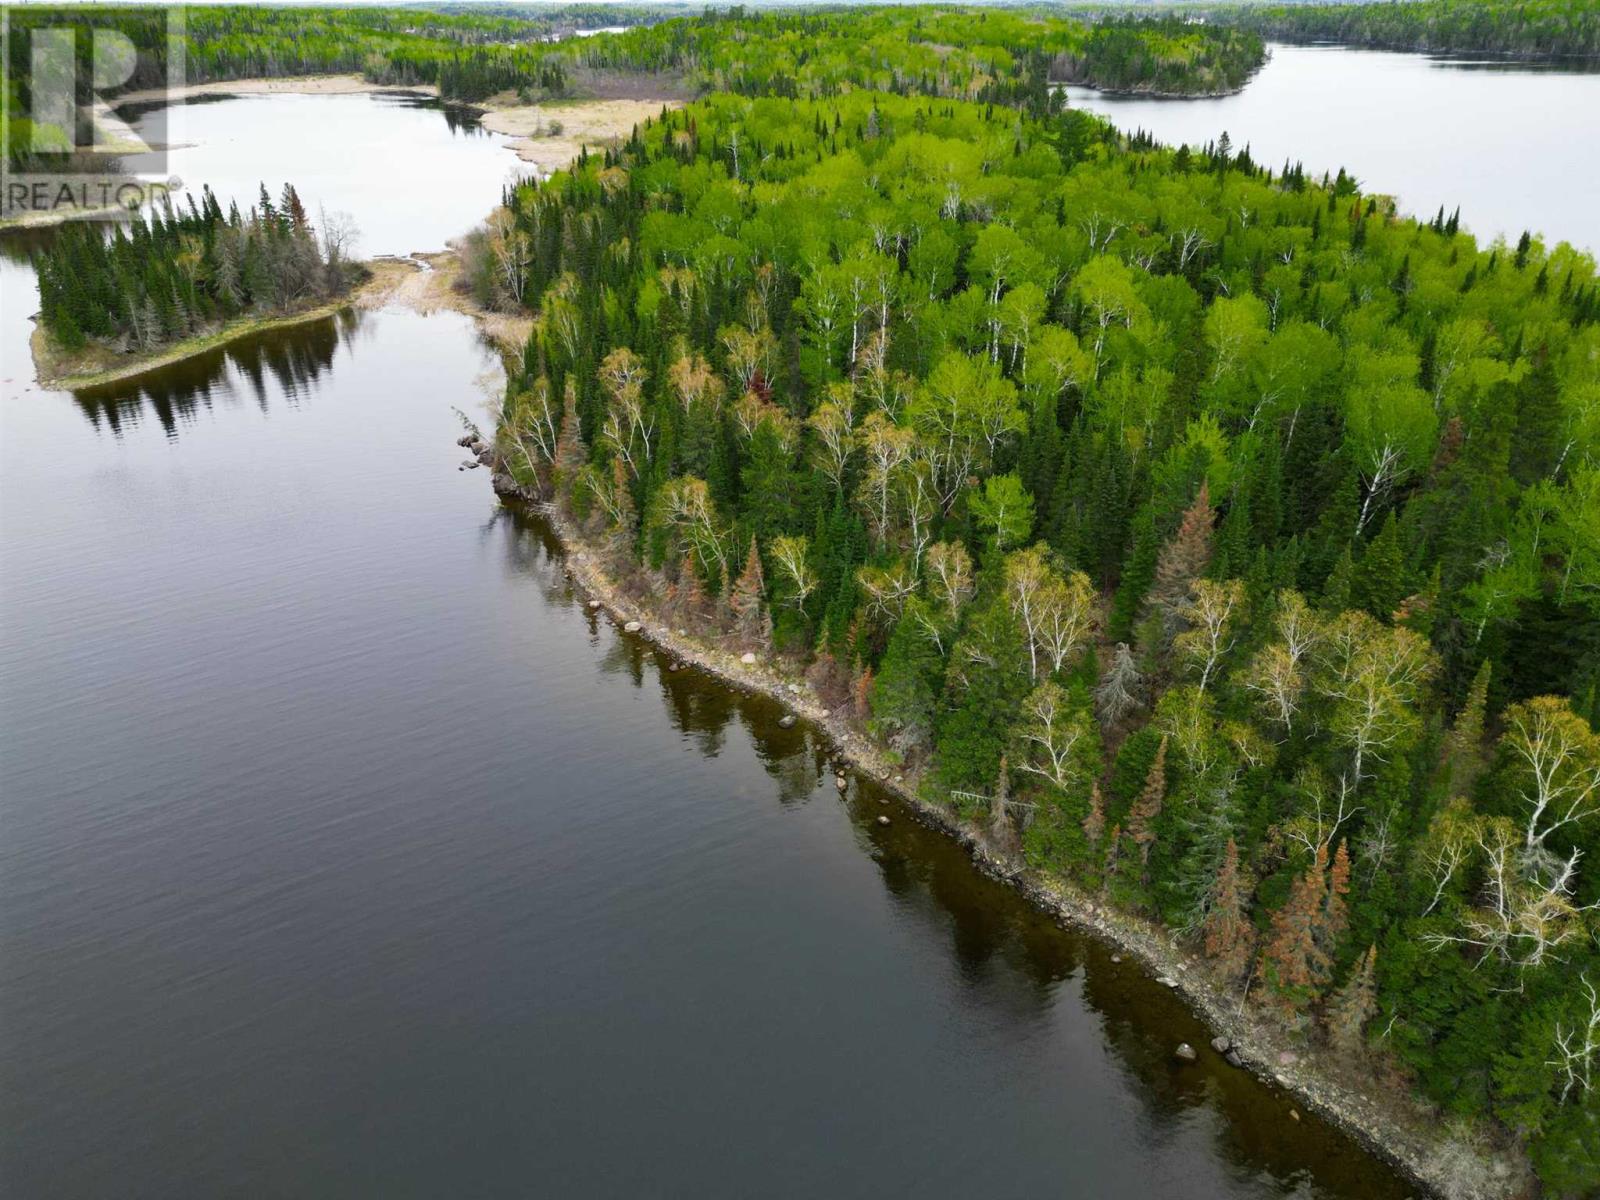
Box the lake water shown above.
[1062,41,1600,254]
[0,84,1445,1197]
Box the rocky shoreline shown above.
[465,435,1525,1200]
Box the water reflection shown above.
[0,84,1419,1199]
[70,309,362,438]
[1064,41,1600,252]
[484,501,1411,1197]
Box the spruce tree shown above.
[553,379,586,509]
[1258,845,1331,1013]
[1082,781,1105,848]
[1150,481,1214,633]
[1324,944,1378,1053]
[1353,512,1409,621]
[1126,735,1168,874]
[729,537,772,649]
[1201,837,1254,984]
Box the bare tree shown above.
[1095,642,1144,728]
[1549,975,1600,1105]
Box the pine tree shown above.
[678,567,712,632]
[1509,347,1564,485]
[1201,837,1254,984]
[1324,944,1378,1053]
[1353,511,1409,620]
[1095,642,1144,728]
[1258,845,1331,1012]
[1126,735,1168,872]
[1150,481,1214,632]
[1082,781,1105,847]
[1321,841,1351,953]
[553,378,586,509]
[1442,659,1492,794]
[1321,543,1355,613]
[1102,823,1122,892]
[853,664,874,722]
[729,537,772,649]
[990,753,1014,843]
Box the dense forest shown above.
[1207,0,1600,60]
[34,185,358,352]
[478,89,1600,1191]
[9,1,1600,1191]
[4,4,1263,164]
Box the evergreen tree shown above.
[729,537,772,650]
[1201,837,1255,984]
[1353,512,1409,620]
[1126,735,1168,875]
[1324,944,1378,1053]
[553,379,586,509]
[1258,845,1331,1013]
[1150,481,1214,633]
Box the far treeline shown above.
[476,83,1600,1193]
[2,4,1263,166]
[1199,0,1600,60]
[34,185,359,353]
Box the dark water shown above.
[0,94,1417,1198]
[1063,42,1600,254]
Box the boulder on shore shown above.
[461,459,480,470]
[623,620,642,633]
[740,652,757,665]
[456,434,476,448]
[1210,1036,1232,1054]
[1224,1049,1244,1068]
[490,472,518,496]
[777,714,797,729]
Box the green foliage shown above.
[467,32,1600,1193]
[1216,0,1600,59]
[33,184,354,351]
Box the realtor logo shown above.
[1,6,186,219]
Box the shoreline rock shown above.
[465,421,1517,1200]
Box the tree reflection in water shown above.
[483,498,1410,1200]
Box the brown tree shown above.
[1322,841,1352,953]
[676,568,713,633]
[729,537,772,649]
[1126,736,1168,871]
[1082,781,1106,847]
[853,664,875,722]
[1258,845,1331,1012]
[1201,838,1255,984]
[1324,944,1379,1053]
[1150,481,1215,630]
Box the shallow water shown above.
[0,88,1441,1198]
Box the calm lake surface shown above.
[1062,42,1600,254]
[0,84,1462,1197]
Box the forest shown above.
[1207,0,1600,60]
[3,3,1263,162]
[33,184,358,353]
[7,1,1600,1191]
[477,87,1600,1191]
